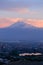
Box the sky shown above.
[0,0,43,28]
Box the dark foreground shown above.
[0,42,43,65]
[3,60,43,65]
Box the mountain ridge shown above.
[0,21,37,29]
[0,21,43,41]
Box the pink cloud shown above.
[4,8,37,15]
[12,8,38,15]
[0,18,23,28]
[0,18,43,28]
[9,8,29,14]
[27,19,43,28]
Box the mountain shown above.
[0,21,43,41]
[9,21,35,29]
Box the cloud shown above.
[9,8,37,14]
[0,0,43,19]
[6,8,29,14]
[27,19,43,28]
[0,18,23,28]
[0,18,43,28]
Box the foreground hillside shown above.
[4,60,43,65]
[0,42,43,65]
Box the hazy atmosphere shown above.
[0,0,43,41]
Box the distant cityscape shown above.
[0,41,43,64]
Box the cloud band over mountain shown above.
[0,18,43,28]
